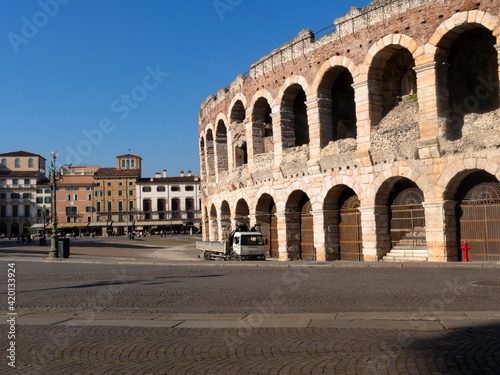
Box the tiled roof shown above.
[137,176,200,184]
[0,150,45,159]
[94,168,140,177]
[0,171,39,177]
[116,153,142,159]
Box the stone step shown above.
[383,256,428,262]
[388,249,428,256]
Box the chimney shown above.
[155,172,161,178]
[163,169,167,178]
[187,170,192,176]
[180,170,184,177]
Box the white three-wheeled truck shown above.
[196,226,266,261]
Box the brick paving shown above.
[1,239,500,374]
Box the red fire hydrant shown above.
[461,242,470,262]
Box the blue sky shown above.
[0,0,371,177]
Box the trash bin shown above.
[58,238,70,258]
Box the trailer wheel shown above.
[204,251,211,261]
[229,252,239,261]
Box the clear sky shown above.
[0,0,372,177]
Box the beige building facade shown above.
[198,0,500,262]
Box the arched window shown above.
[28,158,34,168]
[15,158,20,168]
[126,160,130,169]
[131,160,135,167]
[1,159,6,168]
[122,160,125,168]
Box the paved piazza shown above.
[1,238,500,374]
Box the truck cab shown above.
[231,232,266,261]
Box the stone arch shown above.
[251,94,274,156]
[220,200,231,241]
[205,128,215,178]
[428,12,500,141]
[285,190,315,260]
[209,204,218,241]
[281,83,309,148]
[235,198,250,229]
[228,93,248,124]
[366,34,420,127]
[322,184,363,261]
[215,119,228,174]
[255,193,278,258]
[375,176,427,259]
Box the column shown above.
[352,79,373,167]
[423,200,458,262]
[359,205,388,262]
[271,109,285,180]
[323,209,339,261]
[311,210,327,261]
[305,98,331,174]
[414,61,445,159]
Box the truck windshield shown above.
[240,235,264,246]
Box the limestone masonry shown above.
[198,0,500,262]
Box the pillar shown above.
[274,212,289,261]
[414,61,445,159]
[359,205,389,261]
[323,209,339,261]
[423,200,458,262]
[352,79,373,167]
[305,98,331,174]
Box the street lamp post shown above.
[43,150,71,259]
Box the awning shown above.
[47,223,89,228]
[134,220,183,226]
[31,223,45,229]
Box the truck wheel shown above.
[204,251,211,261]
[229,252,238,261]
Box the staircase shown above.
[383,229,428,262]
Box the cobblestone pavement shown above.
[1,251,500,374]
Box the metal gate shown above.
[339,196,363,261]
[390,188,426,250]
[300,201,315,260]
[270,213,279,258]
[460,182,500,261]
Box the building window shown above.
[186,198,194,210]
[23,193,30,199]
[122,160,125,168]
[12,179,18,185]
[36,197,43,203]
[129,190,134,196]
[171,186,179,191]
[143,199,151,212]
[44,197,51,204]
[118,201,123,212]
[1,180,5,186]
[129,201,133,211]
[107,182,112,187]
[126,160,130,169]
[1,159,6,168]
[95,191,102,197]
[171,198,179,211]
[87,194,91,201]
[86,186,92,191]
[118,190,123,196]
[15,158,20,168]
[142,187,151,192]
[118,182,123,187]
[28,158,34,168]
[187,212,194,219]
[44,189,50,193]
[24,179,30,185]
[86,206,92,213]
[107,201,112,211]
[185,185,194,191]
[11,193,20,199]
[13,206,18,217]
[0,193,6,199]
[107,191,112,197]
[36,188,42,193]
[24,205,30,217]
[157,186,165,192]
[96,182,101,187]
[67,194,71,201]
[97,202,101,212]
[131,160,135,167]
[66,206,77,215]
[158,199,165,211]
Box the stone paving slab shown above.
[156,313,247,321]
[336,311,467,320]
[58,319,183,328]
[464,311,500,319]
[441,318,500,329]
[310,318,445,330]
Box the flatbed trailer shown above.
[196,230,266,261]
[196,241,227,260]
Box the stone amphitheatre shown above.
[198,0,500,262]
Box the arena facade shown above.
[198,0,500,262]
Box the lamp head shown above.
[50,150,59,158]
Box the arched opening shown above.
[252,97,273,155]
[220,201,231,241]
[206,130,215,178]
[0,223,7,236]
[15,159,20,168]
[235,199,250,229]
[230,100,246,123]
[318,68,357,147]
[286,191,315,260]
[199,137,206,178]
[376,178,426,260]
[453,171,500,261]
[323,185,362,261]
[255,193,277,258]
[369,47,417,126]
[1,158,6,168]
[216,120,228,173]
[281,84,309,148]
[11,223,19,236]
[444,27,499,140]
[209,204,218,241]
[234,142,248,167]
[28,158,34,168]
